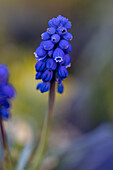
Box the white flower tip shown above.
[66,63,71,68]
[55,56,63,63]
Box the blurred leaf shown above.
[16,141,34,170]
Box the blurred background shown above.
[0,0,113,169]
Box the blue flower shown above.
[58,27,67,35]
[51,34,60,43]
[36,82,50,93]
[64,21,71,30]
[34,15,72,93]
[47,27,56,35]
[63,54,71,67]
[34,46,47,58]
[35,72,42,79]
[2,84,15,99]
[58,66,68,79]
[53,48,64,62]
[62,32,73,41]
[1,107,10,120]
[35,60,46,72]
[42,70,53,82]
[64,44,72,53]
[48,50,53,57]
[0,64,9,85]
[57,83,64,94]
[46,59,57,71]
[42,40,54,51]
[0,64,15,120]
[41,32,50,40]
[59,40,70,50]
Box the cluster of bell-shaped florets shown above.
[34,15,73,93]
[0,64,15,120]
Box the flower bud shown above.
[42,70,53,82]
[0,64,9,84]
[57,83,64,94]
[58,66,68,79]
[57,15,68,25]
[53,48,64,62]
[64,21,71,30]
[52,18,60,26]
[41,32,50,40]
[1,107,10,120]
[34,46,47,57]
[42,40,54,51]
[59,40,70,49]
[48,50,53,56]
[35,61,46,72]
[63,54,71,67]
[35,72,42,79]
[62,32,73,41]
[2,100,10,108]
[2,84,15,98]
[46,59,57,71]
[58,27,67,35]
[64,44,72,53]
[48,19,55,27]
[37,82,50,93]
[47,27,56,34]
[51,34,60,43]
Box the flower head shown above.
[34,15,73,93]
[0,64,16,120]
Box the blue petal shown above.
[47,27,56,35]
[57,83,64,94]
[2,100,11,108]
[0,64,9,85]
[58,27,67,35]
[42,40,54,51]
[36,54,47,61]
[64,44,72,53]
[57,15,68,25]
[51,34,60,43]
[46,59,57,71]
[35,61,46,72]
[48,50,53,56]
[41,32,50,40]
[53,48,64,62]
[36,82,42,89]
[64,21,71,30]
[58,66,68,79]
[40,82,50,93]
[52,18,60,27]
[59,40,70,50]
[35,72,42,79]
[34,46,47,57]
[37,82,50,93]
[62,32,73,41]
[42,70,53,82]
[2,84,15,98]
[63,54,71,67]
[48,19,55,27]
[1,107,10,120]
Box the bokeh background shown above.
[0,0,113,169]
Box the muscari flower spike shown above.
[34,15,73,93]
[0,64,15,120]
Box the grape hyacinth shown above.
[0,64,15,120]
[34,15,73,93]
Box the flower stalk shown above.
[0,116,12,170]
[32,75,55,169]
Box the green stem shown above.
[31,79,55,170]
[0,117,12,170]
